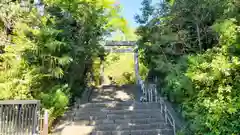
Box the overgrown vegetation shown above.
[136,0,240,134]
[2,0,239,133]
[0,0,126,129]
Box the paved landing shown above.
[90,84,140,102]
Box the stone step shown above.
[59,126,173,135]
[77,106,161,113]
[107,113,163,120]
[79,101,161,109]
[73,118,166,126]
[70,101,174,135]
[75,109,163,116]
[74,113,164,121]
[87,122,171,131]
[104,108,163,114]
[91,129,174,135]
[75,110,164,118]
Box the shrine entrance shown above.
[99,41,140,85]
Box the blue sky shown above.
[118,0,142,28]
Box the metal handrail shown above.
[139,78,176,135]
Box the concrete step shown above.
[107,113,164,120]
[73,118,166,126]
[70,101,174,135]
[60,126,173,135]
[87,122,171,131]
[76,106,162,114]
[79,101,161,110]
[75,109,163,116]
[74,113,165,121]
[91,129,174,135]
[75,110,164,118]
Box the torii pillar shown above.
[134,46,140,84]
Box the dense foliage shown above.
[136,0,240,134]
[0,0,126,129]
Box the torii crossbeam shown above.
[105,41,136,46]
[104,41,136,53]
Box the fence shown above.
[0,100,48,135]
[139,79,176,135]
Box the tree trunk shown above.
[100,59,104,85]
[196,23,202,52]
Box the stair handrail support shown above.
[139,78,176,135]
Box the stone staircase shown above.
[70,101,174,135]
[55,84,176,135]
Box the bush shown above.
[161,20,240,134]
[40,85,70,128]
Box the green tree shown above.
[0,0,127,129]
[136,0,240,134]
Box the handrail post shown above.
[151,87,153,102]
[150,85,153,102]
[154,85,157,102]
[149,86,152,102]
[160,101,163,113]
[148,85,150,102]
[43,110,48,135]
[164,105,167,123]
[173,120,176,135]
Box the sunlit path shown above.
[90,85,139,102]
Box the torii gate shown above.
[100,41,140,85]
